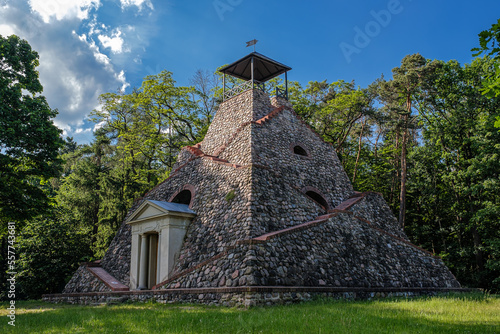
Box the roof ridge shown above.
[255,105,286,125]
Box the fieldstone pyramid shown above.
[57,53,462,306]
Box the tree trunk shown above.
[472,226,485,271]
[389,131,400,207]
[399,96,411,230]
[399,119,408,229]
[352,117,366,184]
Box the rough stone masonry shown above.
[47,87,462,306]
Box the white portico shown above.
[125,200,195,290]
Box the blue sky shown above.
[1,0,499,143]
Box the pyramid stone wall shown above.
[201,89,272,156]
[250,213,460,288]
[156,212,459,290]
[61,88,461,300]
[250,106,354,208]
[349,192,408,240]
[217,124,253,166]
[248,166,325,234]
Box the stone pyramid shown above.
[57,55,462,306]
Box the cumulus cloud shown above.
[0,24,15,36]
[120,0,153,11]
[0,1,131,143]
[28,0,101,23]
[98,28,127,54]
[0,0,157,143]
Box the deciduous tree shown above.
[0,35,63,225]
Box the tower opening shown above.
[171,189,191,205]
[171,189,192,205]
[294,145,308,156]
[305,191,329,211]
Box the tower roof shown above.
[219,52,291,82]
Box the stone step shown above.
[87,267,129,291]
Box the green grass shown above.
[0,293,498,333]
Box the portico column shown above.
[156,230,162,283]
[138,234,149,290]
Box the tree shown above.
[309,80,374,155]
[0,35,63,226]
[92,71,204,174]
[16,212,89,299]
[472,18,500,99]
[190,69,220,137]
[378,54,438,228]
[56,132,111,257]
[412,58,500,290]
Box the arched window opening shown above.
[171,190,191,205]
[293,145,308,156]
[290,142,311,158]
[305,191,328,211]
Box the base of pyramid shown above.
[42,286,474,307]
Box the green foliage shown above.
[16,213,89,299]
[472,19,500,100]
[408,57,500,291]
[225,189,236,202]
[0,35,63,226]
[56,133,117,258]
[474,19,500,58]
[290,79,375,154]
[289,54,500,292]
[91,70,205,174]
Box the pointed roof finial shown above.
[246,39,258,52]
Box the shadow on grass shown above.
[0,294,498,334]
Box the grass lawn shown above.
[0,293,498,333]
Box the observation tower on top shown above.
[219,52,292,101]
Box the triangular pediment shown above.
[125,200,195,224]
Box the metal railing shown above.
[223,81,252,100]
[275,86,288,99]
[223,80,266,100]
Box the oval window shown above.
[293,145,308,156]
[305,191,329,211]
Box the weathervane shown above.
[246,39,258,52]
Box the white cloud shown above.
[0,24,15,36]
[75,32,111,68]
[115,70,130,91]
[0,0,155,143]
[28,0,101,23]
[120,0,153,11]
[98,29,126,54]
[93,120,107,132]
[86,15,102,35]
[74,127,92,134]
